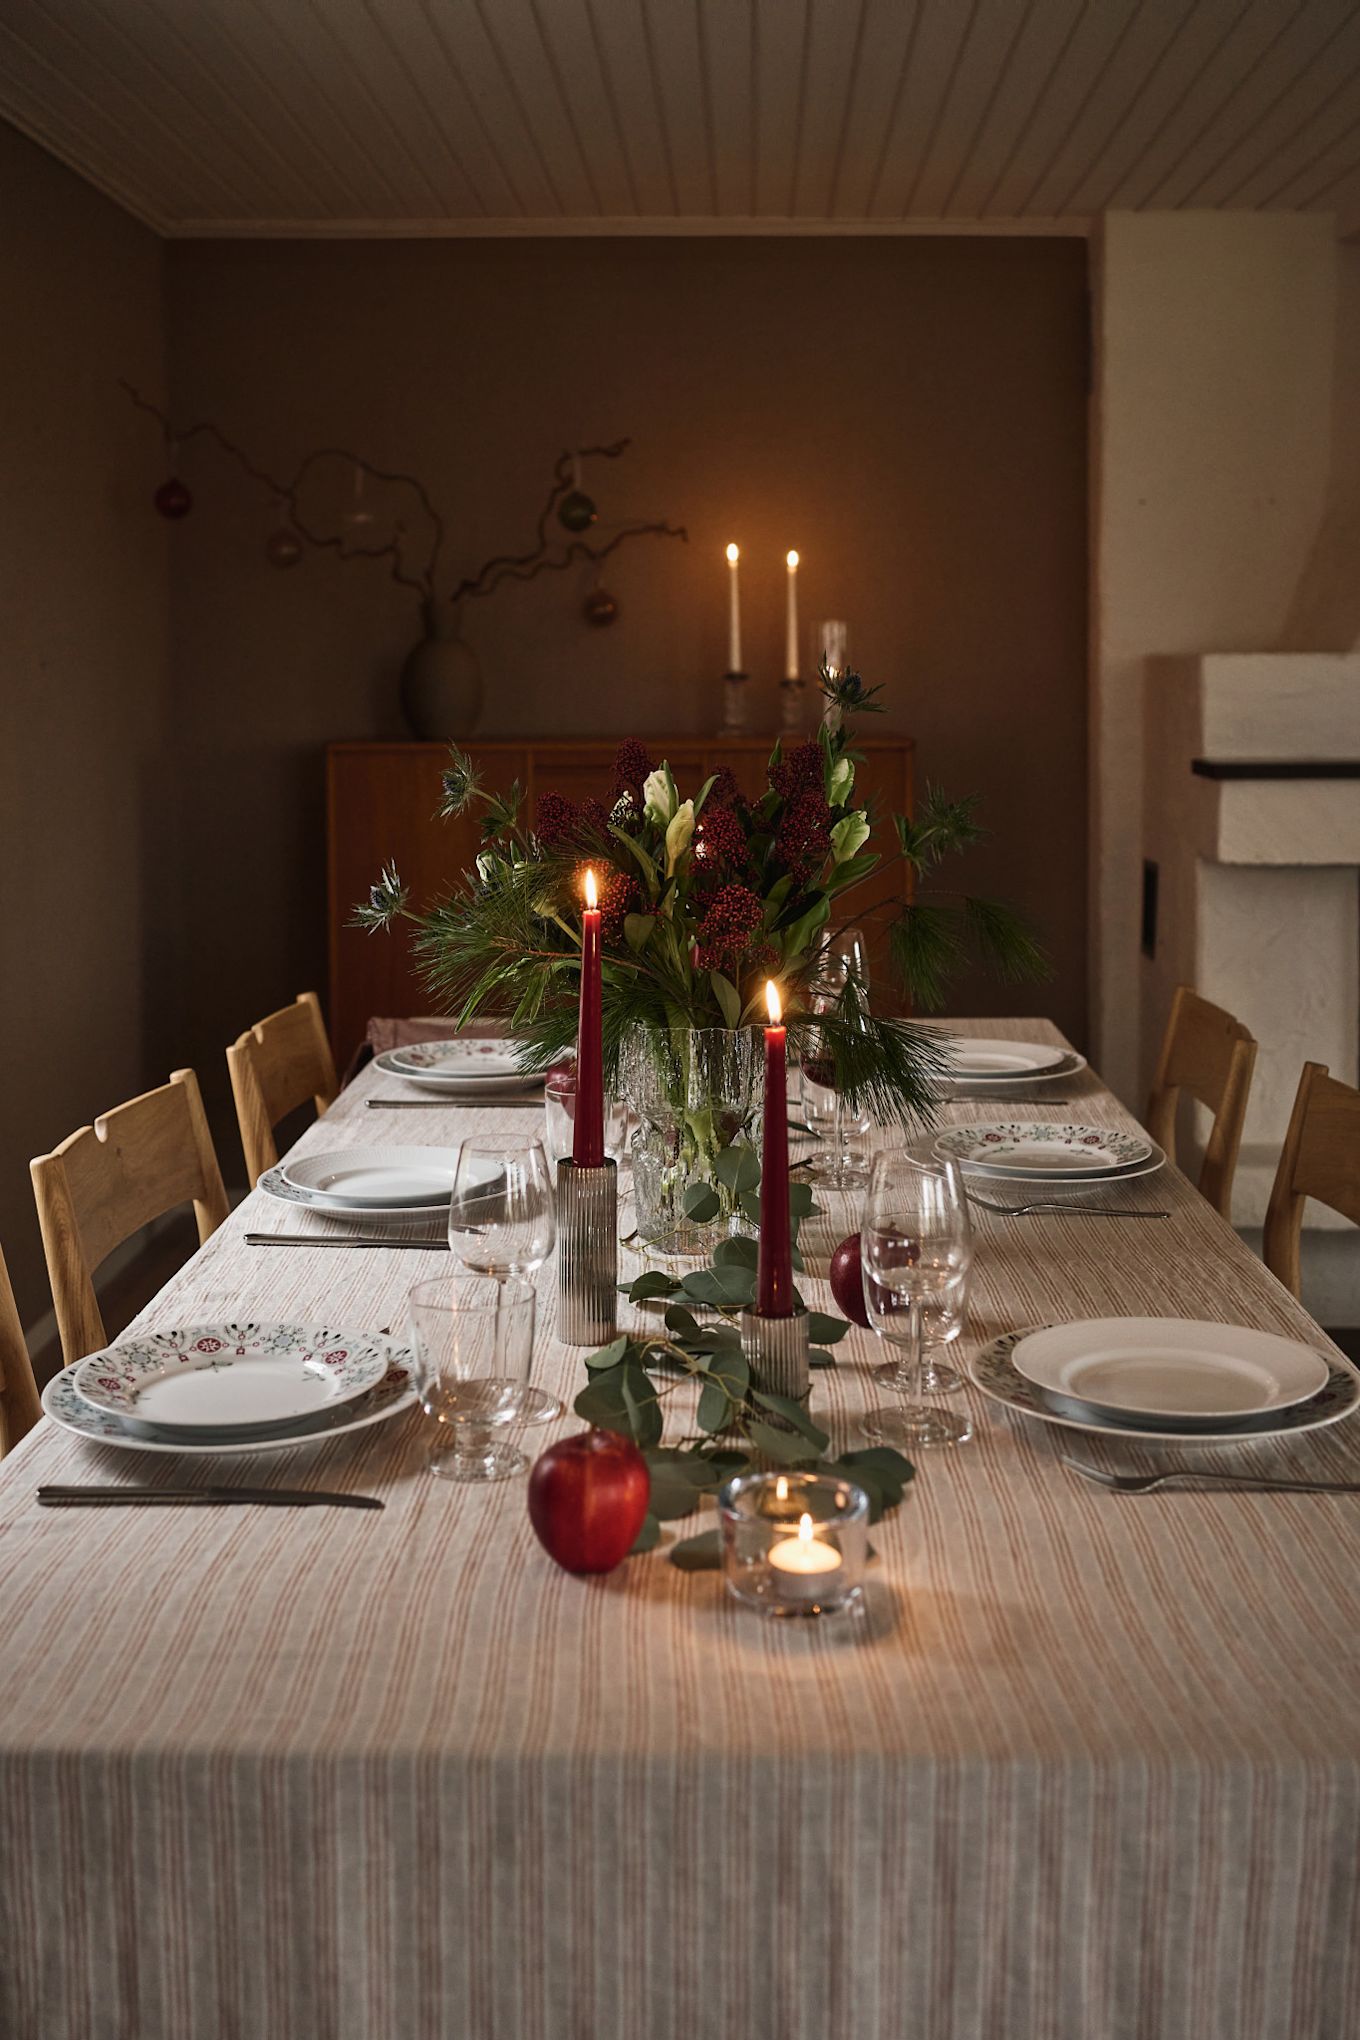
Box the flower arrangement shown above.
[359,664,1045,1239]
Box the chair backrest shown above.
[1145,984,1257,1219]
[30,1067,229,1366]
[227,991,338,1188]
[1263,1062,1360,1300]
[0,1242,41,1457]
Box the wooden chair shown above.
[0,1243,42,1456]
[31,1068,229,1367]
[227,991,338,1188]
[1263,1062,1360,1300]
[1145,985,1257,1220]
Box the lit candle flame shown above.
[786,549,799,569]
[776,1476,788,1501]
[765,980,782,1025]
[798,1513,814,1545]
[584,867,598,910]
[726,542,739,563]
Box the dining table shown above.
[2,1017,1359,2040]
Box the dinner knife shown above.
[38,1485,384,1510]
[245,1232,450,1250]
[368,1096,544,1109]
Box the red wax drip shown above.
[572,906,604,1168]
[756,1022,793,1316]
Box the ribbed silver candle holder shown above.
[740,1304,810,1403]
[556,1157,618,1347]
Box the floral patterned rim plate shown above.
[45,1354,416,1455]
[935,1122,1153,1178]
[380,1040,539,1085]
[938,1038,1071,1078]
[73,1323,394,1431]
[257,1163,454,1225]
[373,1048,541,1096]
[967,1329,1358,1444]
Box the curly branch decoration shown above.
[121,385,688,612]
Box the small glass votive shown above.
[718,1470,870,1618]
[543,1059,629,1167]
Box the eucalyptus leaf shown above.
[668,1528,723,1572]
[663,1304,703,1341]
[681,1181,721,1222]
[709,970,741,1030]
[712,1234,758,1269]
[646,1463,711,1520]
[682,1265,755,1308]
[738,1188,762,1226]
[751,1393,829,1453]
[573,1365,633,1434]
[629,1513,661,1555]
[787,1182,818,1217]
[626,1271,681,1303]
[746,1419,818,1466]
[715,1145,762,1194]
[621,1359,664,1449]
[584,1334,629,1373]
[808,1347,837,1369]
[804,1311,850,1345]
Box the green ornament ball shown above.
[558,489,597,533]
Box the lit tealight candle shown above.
[768,1512,842,1604]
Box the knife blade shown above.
[245,1232,449,1250]
[368,1096,544,1109]
[38,1485,384,1509]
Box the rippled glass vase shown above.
[619,1024,764,1256]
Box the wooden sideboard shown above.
[326,737,914,1065]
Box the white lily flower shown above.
[642,768,675,825]
[665,799,696,874]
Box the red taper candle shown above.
[572,867,605,1169]
[756,981,794,1317]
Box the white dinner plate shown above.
[73,1323,393,1431]
[372,1047,541,1096]
[968,1329,1359,1445]
[44,1355,417,1455]
[940,1038,1071,1079]
[280,1149,456,1209]
[935,1123,1151,1177]
[1011,1318,1331,1423]
[939,1048,1089,1087]
[257,1163,452,1225]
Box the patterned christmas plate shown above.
[967,1329,1359,1444]
[46,1353,416,1455]
[73,1323,394,1431]
[377,1041,540,1093]
[935,1122,1154,1180]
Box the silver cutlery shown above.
[1062,1458,1360,1496]
[943,1095,1077,1107]
[245,1231,449,1250]
[965,1195,1169,1219]
[368,1095,543,1109]
[38,1484,384,1510]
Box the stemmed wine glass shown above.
[860,1150,973,1449]
[407,1273,537,1482]
[799,929,873,1189]
[448,1136,561,1425]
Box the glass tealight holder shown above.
[718,1470,870,1619]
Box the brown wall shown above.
[0,124,170,1326]
[165,234,1088,1143]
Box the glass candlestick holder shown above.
[718,1469,870,1618]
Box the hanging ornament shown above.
[583,586,618,627]
[558,489,597,534]
[154,477,192,520]
[265,526,304,569]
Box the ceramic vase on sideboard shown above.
[400,601,483,739]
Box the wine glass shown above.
[407,1273,537,1482]
[799,930,873,1189]
[860,1150,973,1449]
[448,1136,560,1423]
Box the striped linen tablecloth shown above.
[3,1019,1359,2040]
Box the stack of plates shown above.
[374,1038,540,1096]
[935,1121,1166,1189]
[41,1322,417,1456]
[936,1037,1087,1087]
[258,1147,455,1228]
[968,1319,1358,1445]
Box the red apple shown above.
[829,1233,871,1328]
[528,1428,651,1574]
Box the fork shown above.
[965,1194,1169,1219]
[1062,1458,1360,1495]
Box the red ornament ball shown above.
[829,1233,871,1328]
[153,477,192,520]
[558,488,597,533]
[528,1428,651,1574]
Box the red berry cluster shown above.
[776,789,832,877]
[597,869,640,947]
[613,738,654,806]
[693,802,747,875]
[770,740,825,802]
[706,765,743,807]
[695,882,764,969]
[537,791,612,850]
